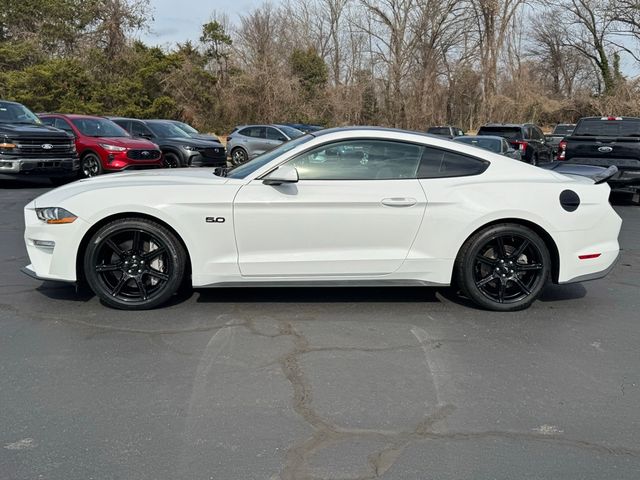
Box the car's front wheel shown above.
[230,147,248,166]
[81,152,103,177]
[455,224,551,311]
[83,218,186,310]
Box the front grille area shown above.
[11,137,75,158]
[200,147,226,159]
[127,149,161,160]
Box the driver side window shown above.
[285,140,423,180]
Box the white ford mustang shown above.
[23,127,622,311]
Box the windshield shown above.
[454,136,501,153]
[573,118,640,137]
[552,124,575,135]
[277,125,304,139]
[0,101,41,124]
[227,135,313,179]
[71,118,129,137]
[477,126,522,140]
[148,122,191,138]
[175,121,199,134]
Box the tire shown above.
[80,152,103,178]
[230,147,248,166]
[83,217,187,310]
[163,151,181,168]
[455,223,551,311]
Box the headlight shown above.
[99,144,127,152]
[35,207,77,224]
[183,145,199,151]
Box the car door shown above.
[233,138,428,277]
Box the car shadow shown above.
[193,286,441,304]
[0,178,55,189]
[610,191,639,206]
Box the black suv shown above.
[108,118,227,168]
[0,100,79,183]
[477,123,553,165]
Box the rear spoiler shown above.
[540,162,618,184]
[592,165,618,184]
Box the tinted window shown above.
[552,124,575,135]
[239,127,266,138]
[71,118,129,137]
[130,121,151,137]
[277,125,304,139]
[286,140,423,180]
[573,118,640,136]
[54,118,74,134]
[113,120,130,132]
[427,127,451,136]
[175,121,199,134]
[530,127,544,140]
[454,136,501,153]
[266,127,286,141]
[147,122,190,138]
[477,126,523,140]
[418,147,488,178]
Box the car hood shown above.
[190,133,223,145]
[31,168,230,207]
[93,137,159,149]
[0,123,70,138]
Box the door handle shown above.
[381,197,417,207]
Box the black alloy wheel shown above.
[84,218,186,309]
[163,152,181,168]
[456,224,550,311]
[231,148,248,166]
[81,153,103,177]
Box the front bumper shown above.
[186,151,227,168]
[0,156,79,178]
[23,207,89,283]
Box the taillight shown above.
[558,140,567,160]
[600,116,622,121]
[511,140,528,153]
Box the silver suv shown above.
[226,124,304,165]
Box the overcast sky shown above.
[137,0,257,47]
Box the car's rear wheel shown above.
[83,218,186,310]
[163,152,181,168]
[455,224,550,311]
[81,152,103,177]
[231,147,248,166]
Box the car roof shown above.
[481,123,529,128]
[455,135,503,141]
[40,113,105,120]
[311,126,436,139]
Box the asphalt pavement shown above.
[1,179,639,480]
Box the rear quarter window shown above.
[418,147,489,178]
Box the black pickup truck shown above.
[559,116,640,192]
[0,100,79,183]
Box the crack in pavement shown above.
[273,321,640,480]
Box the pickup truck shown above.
[559,116,640,192]
[0,100,79,184]
[545,123,575,156]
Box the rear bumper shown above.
[559,252,620,284]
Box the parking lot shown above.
[1,180,639,479]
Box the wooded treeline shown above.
[2,0,640,133]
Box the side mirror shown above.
[277,136,288,142]
[262,164,299,185]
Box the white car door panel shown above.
[233,179,427,277]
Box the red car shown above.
[39,114,163,177]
